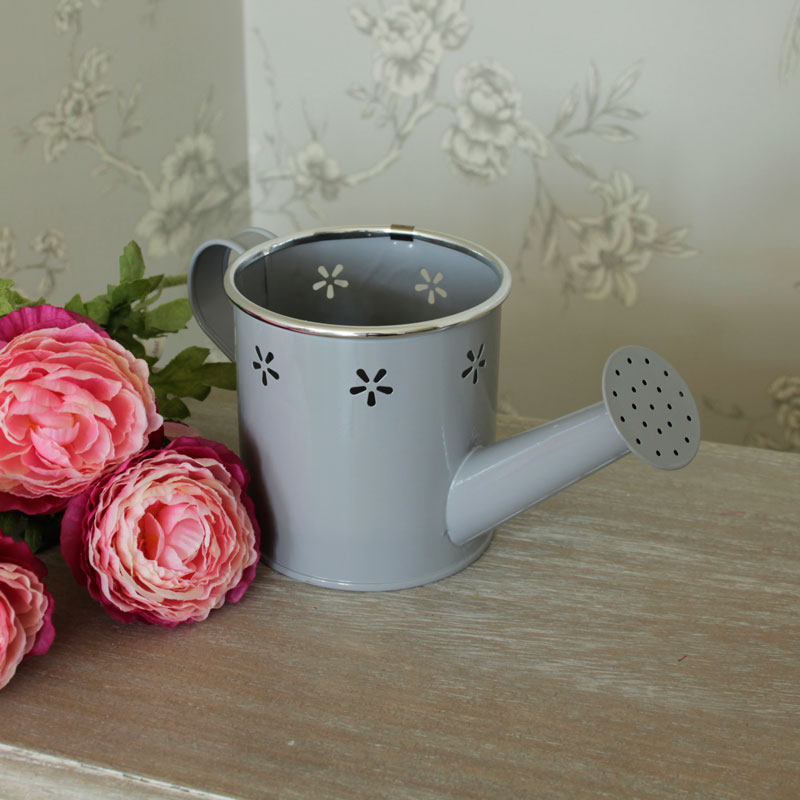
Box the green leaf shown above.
[119,240,146,283]
[148,347,236,420]
[0,510,26,538]
[144,298,192,333]
[64,294,87,315]
[158,396,192,420]
[0,509,61,553]
[197,361,237,390]
[0,294,13,317]
[108,306,147,338]
[110,328,147,359]
[153,345,209,374]
[85,296,111,326]
[0,279,37,316]
[152,371,212,400]
[149,347,212,399]
[109,276,164,307]
[24,521,44,553]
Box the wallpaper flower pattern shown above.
[0,226,69,298]
[14,0,247,272]
[250,1,695,309]
[2,0,798,451]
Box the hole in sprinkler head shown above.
[620,415,626,423]
[667,420,673,427]
[679,390,685,397]
[649,403,655,410]
[642,379,648,386]
[642,420,648,428]
[674,449,679,456]
[636,438,641,445]
[612,390,618,397]
[684,436,690,443]
[656,450,661,457]
[657,386,662,393]
[657,428,663,435]
[645,357,650,364]
[631,386,637,393]
[664,370,669,377]
[627,357,632,364]
[632,403,637,410]
[687,415,693,421]
[667,403,673,410]
[615,369,620,376]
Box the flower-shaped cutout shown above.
[252,346,279,386]
[415,268,447,305]
[462,345,487,384]
[312,264,349,299]
[350,368,393,407]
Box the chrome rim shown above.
[223,225,512,338]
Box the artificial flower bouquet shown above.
[0,243,260,689]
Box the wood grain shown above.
[1,391,798,799]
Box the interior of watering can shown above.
[232,231,503,327]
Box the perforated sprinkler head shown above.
[602,346,700,470]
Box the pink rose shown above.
[61,437,260,626]
[0,306,162,514]
[0,533,55,690]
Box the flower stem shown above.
[84,139,156,197]
[344,96,438,187]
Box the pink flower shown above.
[0,306,162,514]
[0,533,55,690]
[0,304,108,349]
[61,437,260,626]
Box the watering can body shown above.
[236,298,500,589]
[189,226,700,590]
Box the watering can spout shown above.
[446,346,700,546]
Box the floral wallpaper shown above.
[2,1,799,451]
[3,1,248,298]
[245,1,696,310]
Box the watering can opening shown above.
[229,228,505,330]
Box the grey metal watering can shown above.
[189,225,700,590]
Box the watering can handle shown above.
[188,227,276,360]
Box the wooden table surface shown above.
[1,391,798,799]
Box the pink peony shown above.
[0,306,162,514]
[61,437,260,626]
[0,304,108,349]
[0,533,55,690]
